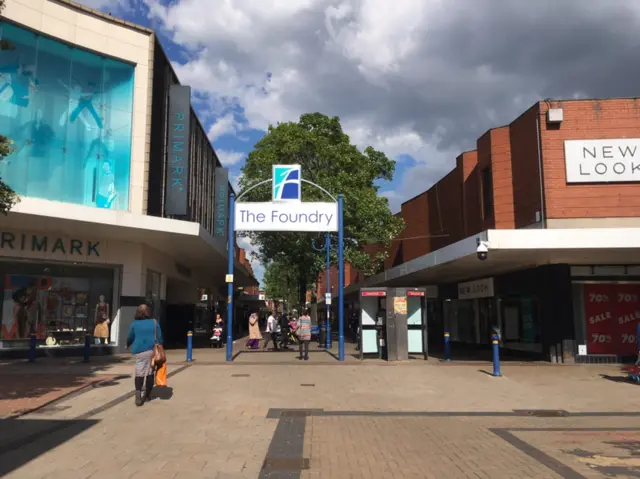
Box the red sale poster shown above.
[584,284,615,354]
[614,284,640,355]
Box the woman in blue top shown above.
[127,304,163,406]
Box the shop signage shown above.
[0,232,100,257]
[362,291,386,297]
[393,297,407,315]
[458,278,494,300]
[214,167,228,239]
[165,84,192,216]
[564,138,640,183]
[234,165,338,232]
[407,291,425,297]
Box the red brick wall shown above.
[540,99,640,218]
[398,192,430,262]
[490,126,515,229]
[510,104,542,228]
[428,168,465,251]
[459,150,482,236]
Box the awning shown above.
[324,228,640,297]
[4,198,257,287]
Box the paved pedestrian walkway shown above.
[1,358,640,478]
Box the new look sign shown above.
[565,138,640,183]
[234,164,338,232]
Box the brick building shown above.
[319,98,640,363]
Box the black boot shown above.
[134,377,144,406]
[144,375,154,402]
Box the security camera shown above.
[476,241,489,261]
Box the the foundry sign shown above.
[565,139,640,183]
[0,232,100,257]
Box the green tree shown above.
[239,113,404,303]
[0,0,20,214]
[262,260,300,308]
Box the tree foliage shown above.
[240,113,404,299]
[262,260,300,308]
[0,0,20,215]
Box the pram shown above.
[276,322,299,348]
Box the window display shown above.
[0,22,134,210]
[583,283,640,355]
[0,268,114,348]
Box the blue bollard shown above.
[83,334,91,362]
[444,332,451,361]
[492,334,502,377]
[28,333,37,362]
[187,331,193,362]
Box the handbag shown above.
[152,319,166,367]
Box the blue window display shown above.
[0,22,134,210]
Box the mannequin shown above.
[93,294,110,344]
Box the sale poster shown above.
[614,284,640,355]
[584,284,615,354]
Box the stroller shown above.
[210,324,224,348]
[277,321,299,349]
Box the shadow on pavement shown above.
[154,387,174,401]
[600,374,638,385]
[0,418,99,476]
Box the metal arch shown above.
[301,179,338,203]
[235,178,338,203]
[235,179,272,202]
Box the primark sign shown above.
[565,138,640,183]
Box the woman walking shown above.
[297,308,312,361]
[247,312,262,349]
[126,304,163,406]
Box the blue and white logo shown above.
[272,164,301,202]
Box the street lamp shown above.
[312,232,332,349]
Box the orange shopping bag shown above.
[155,363,167,387]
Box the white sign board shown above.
[565,138,640,183]
[578,344,587,356]
[235,202,338,232]
[458,277,494,300]
[325,293,332,305]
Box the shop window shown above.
[0,264,115,348]
[498,296,541,351]
[580,283,640,356]
[0,22,134,210]
[481,167,494,219]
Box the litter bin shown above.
[318,322,327,348]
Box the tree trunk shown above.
[298,278,307,309]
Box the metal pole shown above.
[492,333,502,377]
[325,231,331,349]
[226,193,235,362]
[187,331,193,362]
[338,195,344,361]
[83,333,91,362]
[444,332,451,361]
[28,333,37,362]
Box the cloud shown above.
[216,149,246,167]
[145,0,640,210]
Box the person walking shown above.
[279,311,290,349]
[262,311,279,351]
[126,304,163,406]
[247,313,261,349]
[297,308,312,360]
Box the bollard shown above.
[492,333,502,377]
[186,331,193,362]
[83,333,91,362]
[28,333,37,362]
[444,332,451,361]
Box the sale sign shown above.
[584,284,615,354]
[614,284,640,355]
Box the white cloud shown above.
[216,149,246,167]
[207,113,245,140]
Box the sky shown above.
[80,0,640,285]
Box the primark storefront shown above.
[0,1,255,356]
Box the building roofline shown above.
[50,0,154,35]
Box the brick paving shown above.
[1,357,640,478]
